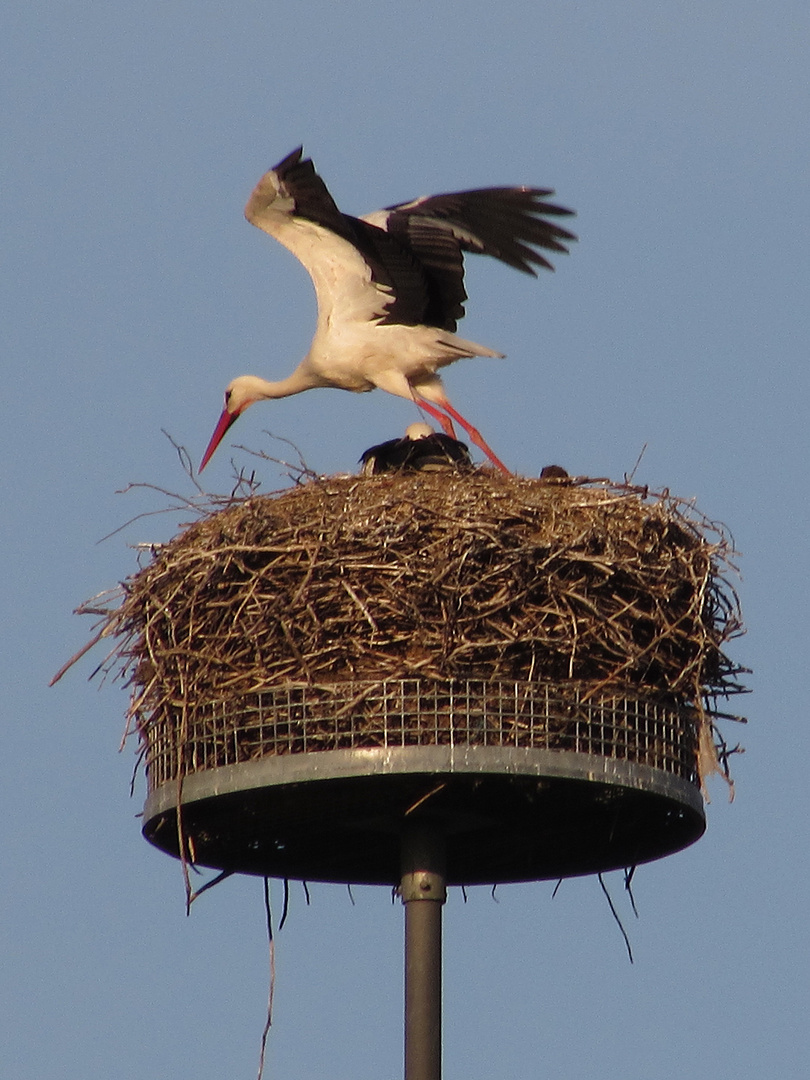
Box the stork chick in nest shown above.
[360,422,472,475]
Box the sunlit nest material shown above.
[88,472,746,797]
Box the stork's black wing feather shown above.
[385,187,576,275]
[253,150,576,335]
[376,186,576,330]
[266,146,352,240]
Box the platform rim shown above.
[143,742,704,821]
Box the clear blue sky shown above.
[3,3,808,1077]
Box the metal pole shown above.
[401,823,446,1080]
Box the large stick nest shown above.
[84,472,745,784]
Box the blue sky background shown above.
[3,3,808,1077]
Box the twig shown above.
[278,878,291,931]
[161,429,207,495]
[624,866,639,919]
[405,783,447,816]
[49,627,109,686]
[189,869,235,904]
[625,443,648,484]
[234,430,321,483]
[257,877,275,1080]
[598,873,634,964]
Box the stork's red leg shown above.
[413,397,458,439]
[434,399,511,475]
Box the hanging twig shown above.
[624,867,639,919]
[189,869,235,904]
[278,878,291,931]
[598,874,634,964]
[257,878,275,1080]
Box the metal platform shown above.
[141,679,705,884]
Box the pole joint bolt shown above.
[400,870,447,903]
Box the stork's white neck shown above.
[229,365,322,406]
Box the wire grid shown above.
[143,679,699,791]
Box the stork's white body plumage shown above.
[200,147,575,472]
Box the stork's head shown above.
[199,376,265,472]
[404,422,434,441]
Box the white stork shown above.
[200,147,576,473]
[360,422,472,475]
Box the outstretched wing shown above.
[363,187,576,330]
[245,148,432,328]
[245,146,349,238]
[244,148,576,334]
[378,187,576,274]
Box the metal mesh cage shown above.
[142,678,699,792]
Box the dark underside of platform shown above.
[143,765,704,885]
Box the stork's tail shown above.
[438,332,505,361]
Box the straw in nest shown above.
[67,471,746,795]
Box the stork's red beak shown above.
[199,408,239,472]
